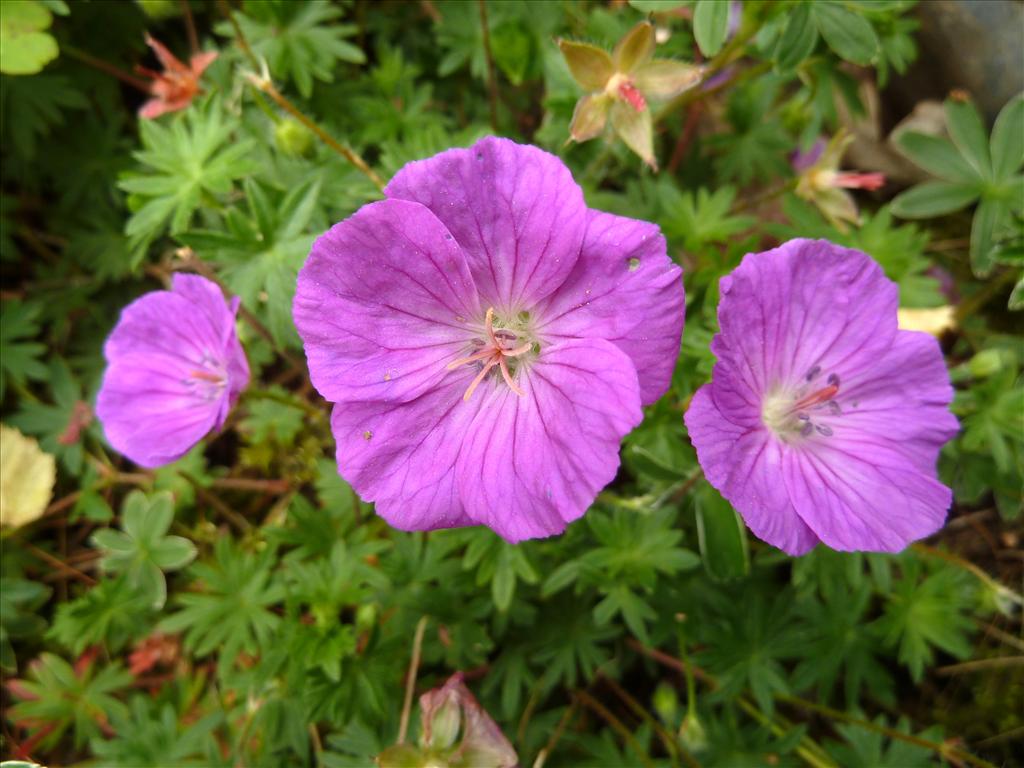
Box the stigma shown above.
[446,308,533,402]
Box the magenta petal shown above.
[685,387,819,555]
[783,442,951,552]
[455,339,642,543]
[294,199,481,404]
[833,331,958,472]
[95,274,248,468]
[535,210,685,405]
[330,371,485,531]
[716,238,898,394]
[385,136,587,312]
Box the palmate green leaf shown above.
[459,529,538,613]
[0,577,50,672]
[659,185,755,255]
[48,575,153,655]
[8,652,132,750]
[219,0,365,98]
[179,178,321,347]
[91,491,197,610]
[699,585,802,714]
[119,100,257,256]
[159,538,284,672]
[9,358,89,474]
[792,585,894,708]
[825,716,940,767]
[0,73,86,161]
[873,560,976,682]
[0,300,48,400]
[89,696,223,768]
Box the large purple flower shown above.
[96,274,249,468]
[685,239,957,555]
[294,137,684,542]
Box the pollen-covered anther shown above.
[447,307,533,401]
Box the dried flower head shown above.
[559,22,702,168]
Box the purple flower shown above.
[96,274,249,468]
[294,137,684,542]
[685,239,957,555]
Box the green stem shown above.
[775,694,997,768]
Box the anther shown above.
[805,365,821,381]
[827,373,840,387]
[815,424,834,437]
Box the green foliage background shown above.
[1,1,1021,766]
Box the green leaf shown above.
[0,300,48,399]
[894,132,981,183]
[874,559,976,682]
[629,0,689,10]
[890,181,980,218]
[773,2,818,72]
[812,2,879,65]
[694,484,749,582]
[989,94,1024,181]
[945,98,992,179]
[970,196,1012,277]
[0,1,59,75]
[218,0,365,98]
[693,0,729,58]
[91,491,196,610]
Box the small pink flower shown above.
[137,35,218,119]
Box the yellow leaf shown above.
[897,306,956,337]
[1,425,56,528]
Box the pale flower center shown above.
[762,366,842,442]
[185,352,228,402]
[446,307,536,402]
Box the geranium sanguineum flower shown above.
[294,137,685,542]
[137,34,217,119]
[96,274,249,468]
[685,239,957,555]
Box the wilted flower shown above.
[685,239,957,555]
[0,425,56,528]
[96,274,249,468]
[294,137,685,543]
[377,673,517,768]
[793,133,885,231]
[559,22,702,168]
[137,34,217,119]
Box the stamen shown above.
[805,365,821,381]
[815,424,834,437]
[190,369,224,383]
[450,307,535,401]
[446,348,495,370]
[498,355,524,396]
[463,357,500,402]
[788,383,839,414]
